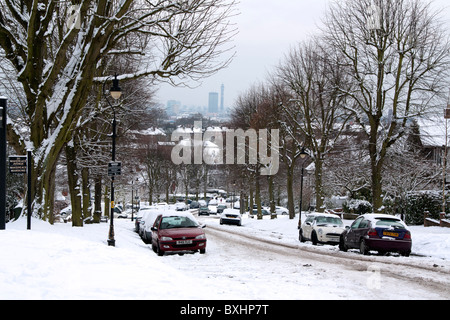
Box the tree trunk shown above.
[369,121,384,212]
[249,182,254,215]
[104,185,110,217]
[314,158,324,212]
[255,172,262,220]
[148,185,154,205]
[82,167,91,223]
[66,144,83,227]
[268,175,276,219]
[93,175,102,223]
[371,160,384,213]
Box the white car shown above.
[299,213,345,245]
[275,206,289,215]
[175,202,188,211]
[220,209,242,226]
[139,210,162,244]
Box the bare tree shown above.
[0,0,237,222]
[321,0,450,211]
[275,39,351,212]
[229,84,276,219]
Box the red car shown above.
[151,212,207,256]
[339,214,412,256]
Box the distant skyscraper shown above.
[208,92,219,114]
[220,84,224,112]
[166,100,180,116]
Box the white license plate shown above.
[176,240,193,245]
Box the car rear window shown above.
[374,218,405,228]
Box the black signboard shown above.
[108,161,122,176]
[9,156,27,174]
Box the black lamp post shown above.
[0,97,6,230]
[298,147,309,229]
[105,74,122,247]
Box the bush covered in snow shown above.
[405,191,443,225]
[343,199,373,215]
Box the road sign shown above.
[108,161,122,176]
[445,108,450,119]
[9,156,27,174]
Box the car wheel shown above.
[152,241,157,253]
[220,219,223,225]
[401,250,411,257]
[157,242,164,256]
[311,231,318,245]
[299,229,306,243]
[339,236,348,252]
[359,239,369,255]
[200,249,206,254]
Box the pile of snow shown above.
[0,218,215,300]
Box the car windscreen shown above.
[315,216,343,226]
[159,216,199,229]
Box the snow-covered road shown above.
[164,217,450,300]
[1,214,449,300]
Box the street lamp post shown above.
[131,178,134,222]
[131,177,138,222]
[105,75,122,247]
[0,97,7,230]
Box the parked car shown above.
[208,204,218,214]
[217,204,227,213]
[275,206,289,215]
[117,211,128,218]
[220,209,242,226]
[151,212,207,256]
[139,210,162,244]
[190,201,199,209]
[299,213,345,245]
[198,206,210,216]
[134,211,144,233]
[249,208,271,217]
[175,202,188,211]
[339,213,412,256]
[60,206,72,218]
[157,202,168,207]
[114,204,123,214]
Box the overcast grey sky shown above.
[155,0,450,110]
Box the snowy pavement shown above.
[0,213,449,300]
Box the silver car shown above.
[299,213,345,245]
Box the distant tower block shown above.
[208,92,219,114]
[220,84,225,112]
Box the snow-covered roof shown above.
[175,126,202,133]
[418,117,446,147]
[130,128,166,136]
